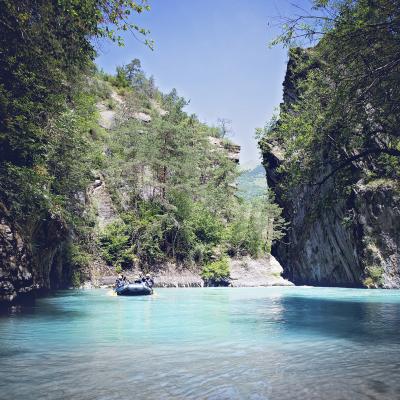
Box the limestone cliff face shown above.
[0,204,33,302]
[262,51,400,288]
[87,175,118,230]
[228,255,293,287]
[0,203,72,303]
[208,137,240,164]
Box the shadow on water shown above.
[263,294,400,344]
[0,290,86,319]
[1,288,400,400]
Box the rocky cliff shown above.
[0,204,33,303]
[262,51,400,288]
[0,203,72,304]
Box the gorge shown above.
[2,2,400,400]
[1,0,400,305]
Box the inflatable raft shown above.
[115,283,153,296]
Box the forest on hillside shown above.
[91,62,285,282]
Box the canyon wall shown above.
[262,50,400,288]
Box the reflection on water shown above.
[1,287,400,399]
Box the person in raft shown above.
[136,274,154,288]
[115,275,124,288]
[115,275,129,288]
[144,274,154,288]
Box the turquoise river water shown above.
[1,287,400,399]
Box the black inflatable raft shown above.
[115,283,153,296]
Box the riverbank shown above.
[0,254,292,306]
[90,255,293,289]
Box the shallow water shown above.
[1,287,400,400]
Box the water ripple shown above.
[1,287,400,399]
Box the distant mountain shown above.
[237,165,267,200]
[239,160,261,171]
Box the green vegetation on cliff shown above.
[258,0,400,288]
[0,1,151,292]
[260,0,400,191]
[201,258,230,286]
[0,0,150,221]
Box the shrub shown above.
[91,77,112,100]
[363,266,384,288]
[71,271,83,288]
[115,265,122,274]
[65,243,90,287]
[190,242,215,264]
[226,194,286,258]
[190,205,224,245]
[98,220,132,268]
[106,98,117,110]
[68,243,91,267]
[201,258,230,286]
[97,210,165,269]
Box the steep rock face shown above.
[356,183,400,288]
[208,137,240,163]
[0,203,71,304]
[229,255,293,287]
[262,52,400,288]
[29,214,70,291]
[266,171,400,287]
[87,176,118,230]
[0,205,34,302]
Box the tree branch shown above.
[314,147,400,186]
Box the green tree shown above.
[0,0,151,287]
[100,64,242,267]
[0,0,151,220]
[227,192,286,257]
[96,59,287,272]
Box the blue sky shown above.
[95,0,311,167]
